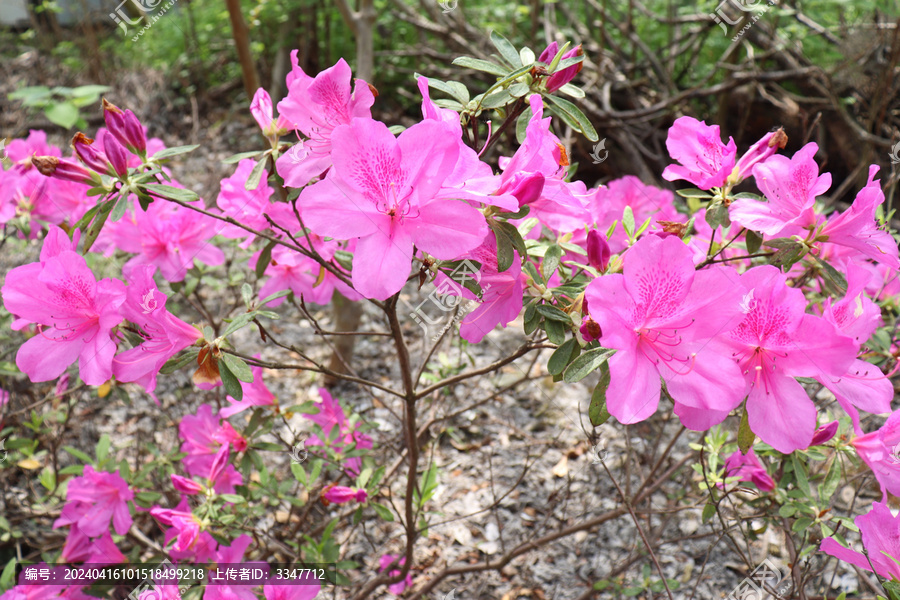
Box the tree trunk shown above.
[224,0,261,98]
[355,0,375,83]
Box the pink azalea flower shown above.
[321,484,368,505]
[731,128,788,183]
[538,42,584,91]
[297,117,489,300]
[0,564,94,600]
[255,239,358,308]
[729,142,829,236]
[378,554,412,596]
[850,410,900,498]
[586,230,610,272]
[821,501,900,580]
[584,235,747,428]
[220,360,276,418]
[57,466,134,537]
[455,233,526,344]
[162,498,218,563]
[112,265,202,401]
[264,579,320,600]
[721,448,775,492]
[171,474,204,495]
[150,506,202,553]
[501,95,591,232]
[416,78,517,212]
[661,116,737,190]
[579,296,602,343]
[216,158,275,246]
[179,405,245,493]
[816,165,900,270]
[1,227,126,385]
[276,58,375,188]
[815,264,893,432]
[115,197,225,282]
[588,175,680,253]
[203,535,258,600]
[303,388,372,477]
[102,98,148,157]
[724,266,857,452]
[60,525,126,564]
[250,87,292,137]
[138,587,182,600]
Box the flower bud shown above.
[72,133,114,176]
[321,484,368,506]
[32,155,101,186]
[731,127,788,184]
[207,443,230,485]
[102,98,147,157]
[508,172,545,207]
[538,43,584,92]
[103,133,130,178]
[171,474,204,495]
[810,420,839,446]
[586,230,610,272]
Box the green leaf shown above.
[8,85,51,104]
[557,83,585,98]
[221,353,253,383]
[44,102,79,129]
[737,404,754,454]
[245,157,267,191]
[705,202,730,230]
[150,145,200,161]
[544,94,598,142]
[819,457,842,499]
[815,256,848,294]
[451,57,507,76]
[222,150,261,164]
[515,105,533,144]
[241,283,253,308]
[701,502,716,523]
[588,362,612,426]
[622,206,635,238]
[159,349,199,374]
[494,222,514,272]
[1,558,17,591]
[746,230,763,255]
[219,494,245,504]
[675,188,714,199]
[480,89,514,109]
[63,446,95,465]
[535,304,571,323]
[490,30,523,68]
[493,220,527,256]
[70,84,112,98]
[791,453,811,497]
[544,319,565,344]
[218,358,244,402]
[766,239,807,269]
[82,199,115,253]
[255,239,277,279]
[371,502,394,521]
[96,434,111,463]
[109,192,130,222]
[564,348,615,383]
[542,244,563,280]
[143,183,199,203]
[792,517,814,532]
[548,338,580,376]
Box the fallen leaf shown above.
[18,458,41,470]
[551,455,568,478]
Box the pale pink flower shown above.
[850,410,900,498]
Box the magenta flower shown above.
[579,296,602,343]
[203,535,258,600]
[731,128,788,183]
[1,227,126,385]
[721,448,775,492]
[216,158,275,246]
[589,176,680,253]
[220,360,276,418]
[112,265,202,401]
[276,58,376,188]
[60,526,126,564]
[303,388,372,477]
[586,230,610,272]
[179,404,245,493]
[57,466,133,537]
[584,235,746,428]
[171,474,204,495]
[724,266,857,453]
[850,410,900,498]
[457,233,525,344]
[250,87,291,137]
[161,498,218,563]
[378,554,413,596]
[821,501,900,580]
[538,42,584,92]
[1,563,94,600]
[255,240,358,308]
[500,95,590,232]
[661,116,737,190]
[150,506,202,553]
[115,198,225,282]
[816,165,900,270]
[815,264,893,432]
[729,142,829,236]
[322,484,368,505]
[297,117,489,300]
